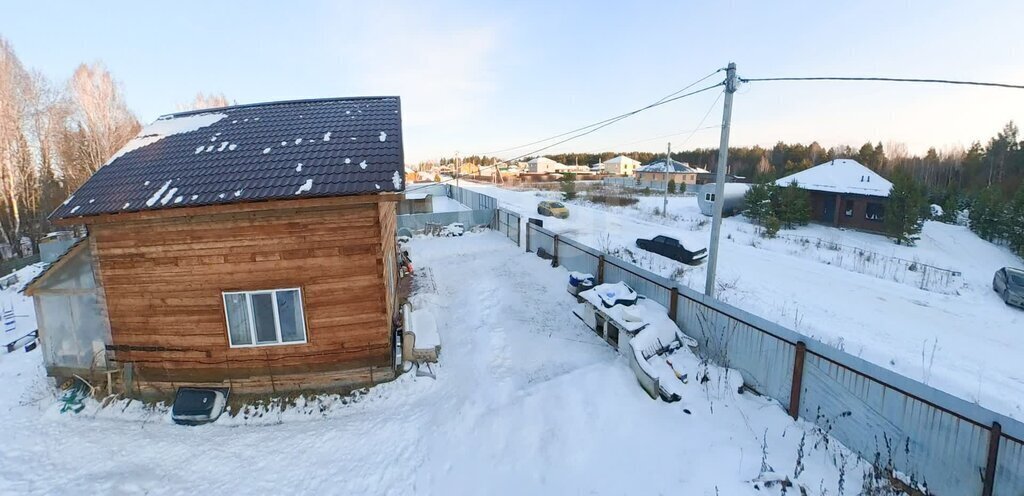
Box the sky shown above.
[2,1,1023,164]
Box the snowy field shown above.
[0,234,874,494]
[463,182,1024,420]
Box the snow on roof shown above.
[404,193,429,200]
[527,157,564,166]
[50,97,405,221]
[106,113,227,166]
[601,155,640,165]
[775,159,892,197]
[638,159,698,173]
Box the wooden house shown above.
[775,159,892,233]
[24,97,406,398]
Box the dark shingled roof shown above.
[50,96,404,221]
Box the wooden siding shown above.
[89,199,399,395]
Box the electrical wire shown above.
[405,82,725,193]
[583,89,723,153]
[479,68,725,155]
[497,82,724,164]
[738,76,1024,90]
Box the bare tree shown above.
[63,62,139,183]
[180,92,231,111]
[0,37,37,256]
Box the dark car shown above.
[635,235,707,265]
[993,267,1024,309]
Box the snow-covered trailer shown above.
[697,183,750,217]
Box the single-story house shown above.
[635,159,702,185]
[601,155,641,176]
[775,159,892,233]
[24,96,406,398]
[527,157,566,174]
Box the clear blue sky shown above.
[3,1,1022,163]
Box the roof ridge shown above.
[165,96,401,119]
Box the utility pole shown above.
[455,151,461,189]
[662,142,671,216]
[705,62,738,297]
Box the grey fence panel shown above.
[398,210,494,232]
[556,238,599,277]
[602,255,673,309]
[526,223,556,257]
[801,354,989,494]
[492,209,521,246]
[996,436,1024,495]
[509,225,1024,494]
[678,300,796,405]
[449,185,497,210]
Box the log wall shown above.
[88,198,399,396]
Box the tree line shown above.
[0,36,228,257]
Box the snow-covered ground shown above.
[463,182,1024,420]
[430,194,469,213]
[0,234,872,494]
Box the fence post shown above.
[597,255,605,284]
[982,421,1002,496]
[525,222,532,252]
[552,234,560,267]
[788,341,807,420]
[669,286,679,320]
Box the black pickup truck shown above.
[635,235,708,265]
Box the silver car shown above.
[993,267,1024,309]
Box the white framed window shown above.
[222,288,307,347]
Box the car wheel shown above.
[1003,289,1011,305]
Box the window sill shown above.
[228,339,308,349]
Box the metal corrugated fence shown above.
[518,221,1023,496]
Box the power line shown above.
[479,68,725,155]
[583,89,723,153]
[497,82,724,165]
[738,76,1024,90]
[406,82,725,193]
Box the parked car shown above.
[635,235,707,265]
[537,201,569,219]
[993,267,1024,309]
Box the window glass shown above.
[865,203,885,221]
[845,200,854,217]
[276,290,305,342]
[251,293,278,343]
[224,293,252,346]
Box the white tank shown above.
[698,183,750,217]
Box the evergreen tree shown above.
[667,179,676,194]
[939,188,959,224]
[1006,186,1024,256]
[884,172,926,245]
[744,178,777,225]
[969,187,1005,241]
[560,173,577,201]
[778,180,810,228]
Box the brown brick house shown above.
[776,159,892,234]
